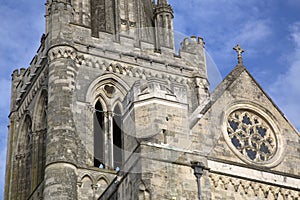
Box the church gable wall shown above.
[193,69,300,172]
[191,68,300,199]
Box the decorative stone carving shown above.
[209,173,300,200]
[48,46,83,64]
[81,56,189,85]
[103,84,116,98]
[77,169,114,200]
[223,103,285,168]
[227,110,277,162]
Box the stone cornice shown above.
[48,45,84,64]
[81,54,195,87]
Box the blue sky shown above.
[0,0,300,198]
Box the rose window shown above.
[227,110,277,162]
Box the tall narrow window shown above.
[91,0,106,37]
[34,90,48,189]
[24,116,32,198]
[113,105,122,169]
[94,101,105,167]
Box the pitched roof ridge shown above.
[211,64,246,102]
[210,64,299,135]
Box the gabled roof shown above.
[211,64,246,102]
[197,64,299,135]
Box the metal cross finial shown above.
[233,44,244,65]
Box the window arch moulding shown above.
[86,73,130,105]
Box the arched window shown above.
[113,104,122,169]
[73,0,91,26]
[33,90,48,190]
[89,77,129,170]
[93,101,123,170]
[16,115,33,199]
[94,101,105,167]
[91,0,106,37]
[24,116,33,198]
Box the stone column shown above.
[43,46,79,199]
[108,111,114,168]
[31,131,38,192]
[103,111,109,168]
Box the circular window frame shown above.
[222,103,285,168]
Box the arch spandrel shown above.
[86,73,130,106]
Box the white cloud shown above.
[234,20,271,46]
[269,22,300,131]
[225,19,273,57]
[289,22,300,49]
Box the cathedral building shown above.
[4,0,300,199]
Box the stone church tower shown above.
[4,0,300,199]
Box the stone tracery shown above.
[227,110,277,162]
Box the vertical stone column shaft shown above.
[43,46,79,199]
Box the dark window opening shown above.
[113,105,122,169]
[94,101,105,167]
[229,120,239,131]
[91,0,106,37]
[246,149,257,160]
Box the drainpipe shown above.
[191,161,208,200]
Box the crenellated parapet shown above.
[179,36,207,81]
[180,36,205,52]
[11,45,48,118]
[46,0,73,15]
[11,68,26,80]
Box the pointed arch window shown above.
[73,0,91,26]
[90,0,117,37]
[25,116,33,198]
[94,101,105,167]
[34,90,48,188]
[16,115,33,199]
[91,0,106,37]
[93,100,123,170]
[113,104,122,169]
